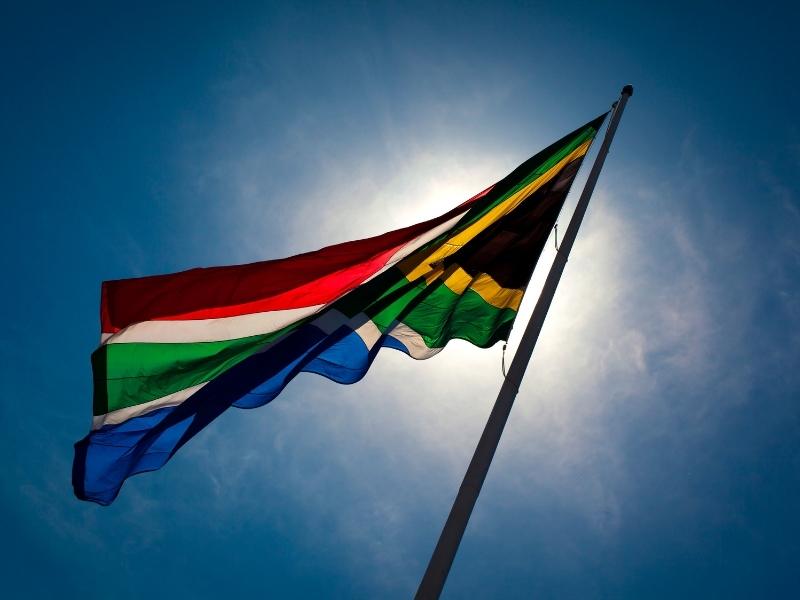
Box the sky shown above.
[2,1,799,598]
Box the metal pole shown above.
[414,85,633,600]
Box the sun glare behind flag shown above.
[74,112,608,505]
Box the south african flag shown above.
[74,113,607,505]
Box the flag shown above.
[74,113,607,505]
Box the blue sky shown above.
[2,1,799,598]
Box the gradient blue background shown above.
[2,2,799,598]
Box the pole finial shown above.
[622,84,634,96]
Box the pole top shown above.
[622,84,634,96]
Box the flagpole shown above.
[414,85,633,600]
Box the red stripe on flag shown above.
[101,187,492,333]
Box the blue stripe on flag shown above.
[74,320,408,505]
